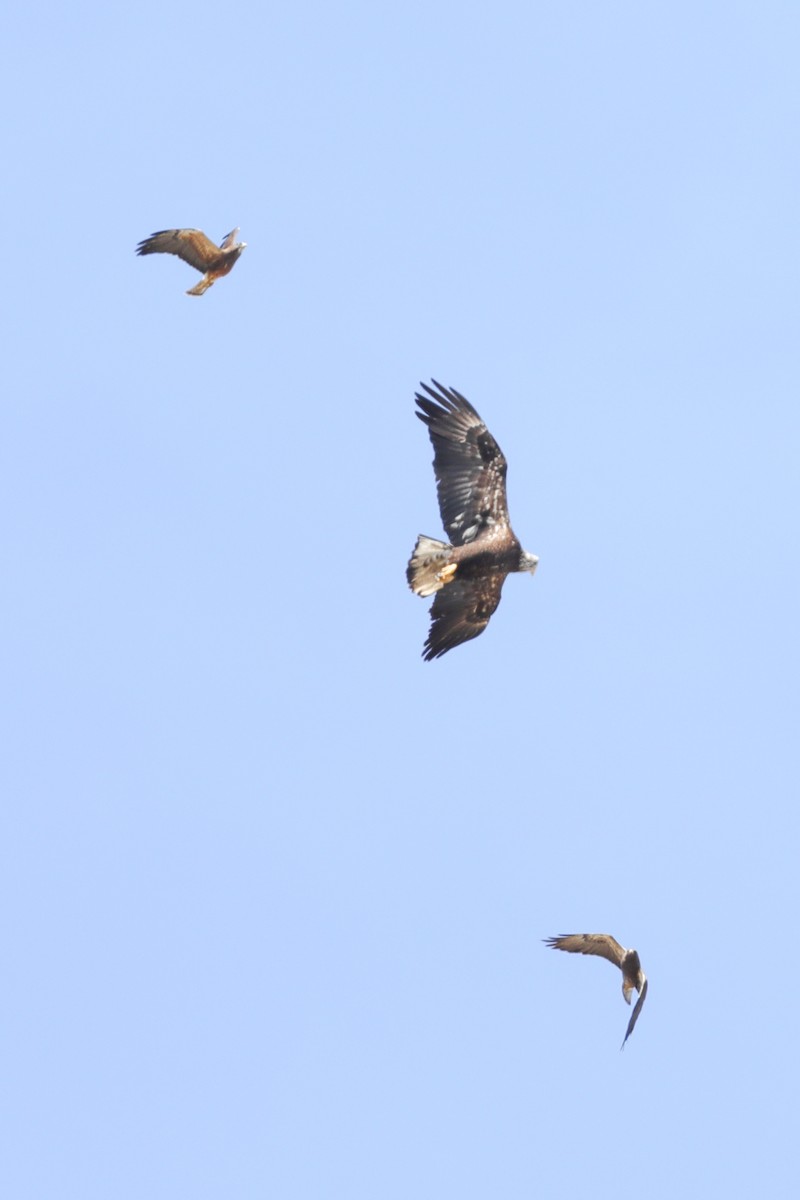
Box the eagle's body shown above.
[544,933,649,1048]
[412,531,525,592]
[407,381,538,660]
[136,227,246,295]
[618,948,645,1006]
[447,527,527,574]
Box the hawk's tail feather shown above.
[407,535,452,597]
[186,275,213,296]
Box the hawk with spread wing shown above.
[544,933,648,1048]
[407,381,538,660]
[136,227,246,295]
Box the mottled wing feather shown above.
[544,933,627,969]
[621,976,648,1048]
[422,573,506,661]
[135,228,222,273]
[219,227,239,250]
[415,380,510,546]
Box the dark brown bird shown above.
[407,381,538,660]
[136,227,246,295]
[544,933,648,1048]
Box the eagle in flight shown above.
[544,934,648,1048]
[136,227,246,295]
[407,381,538,660]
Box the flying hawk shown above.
[544,934,648,1048]
[407,381,538,660]
[136,227,246,295]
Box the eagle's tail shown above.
[186,274,213,296]
[407,535,453,597]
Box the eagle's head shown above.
[520,550,539,576]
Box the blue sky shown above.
[3,2,800,1196]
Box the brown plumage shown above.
[407,381,539,660]
[544,933,648,1048]
[136,227,246,295]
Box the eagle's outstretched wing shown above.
[422,573,506,661]
[218,227,240,250]
[621,977,648,1049]
[135,228,223,274]
[544,933,627,969]
[415,381,510,546]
